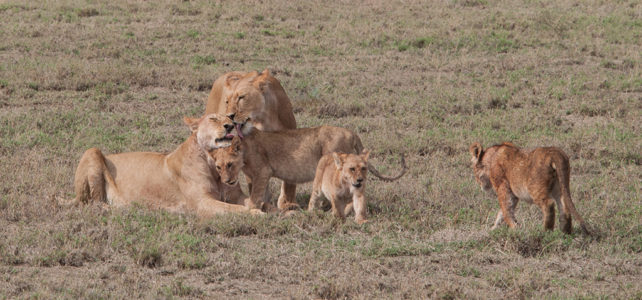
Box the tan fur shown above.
[62,114,263,217]
[308,151,371,224]
[204,71,247,115]
[205,69,298,210]
[210,127,406,211]
[469,142,589,234]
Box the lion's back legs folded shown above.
[66,147,121,206]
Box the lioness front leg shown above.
[196,195,263,217]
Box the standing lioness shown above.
[205,69,298,210]
[210,127,407,211]
[62,114,262,217]
[469,142,589,234]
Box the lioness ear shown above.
[469,142,483,162]
[183,116,200,133]
[361,149,370,161]
[254,76,270,92]
[332,153,343,168]
[261,68,271,77]
[225,74,242,88]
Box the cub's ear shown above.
[260,68,271,77]
[332,153,343,168]
[231,136,242,153]
[361,149,370,161]
[183,116,201,133]
[469,142,483,162]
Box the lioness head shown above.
[224,69,272,135]
[183,113,237,150]
[333,150,370,189]
[210,136,244,186]
[469,142,494,192]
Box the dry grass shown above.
[1,0,641,298]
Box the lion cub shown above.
[211,127,406,211]
[469,142,589,234]
[308,151,372,224]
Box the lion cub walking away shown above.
[61,114,262,217]
[469,142,589,234]
[308,151,372,224]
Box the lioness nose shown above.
[223,124,233,131]
[357,178,364,183]
[227,113,235,120]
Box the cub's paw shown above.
[249,208,265,216]
[356,218,369,225]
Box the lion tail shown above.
[551,153,590,235]
[350,132,407,182]
[368,153,407,182]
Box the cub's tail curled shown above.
[368,153,407,182]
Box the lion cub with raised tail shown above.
[308,151,372,224]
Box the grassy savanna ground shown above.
[1,0,641,298]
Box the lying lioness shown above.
[308,151,372,224]
[61,114,262,217]
[210,127,407,211]
[469,142,589,234]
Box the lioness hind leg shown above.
[72,148,111,205]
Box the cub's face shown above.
[209,137,244,186]
[334,152,369,190]
[184,114,237,150]
[469,143,494,192]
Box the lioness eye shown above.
[349,167,355,171]
[216,166,221,170]
[361,167,366,171]
[226,162,232,168]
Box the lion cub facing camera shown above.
[308,151,372,224]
